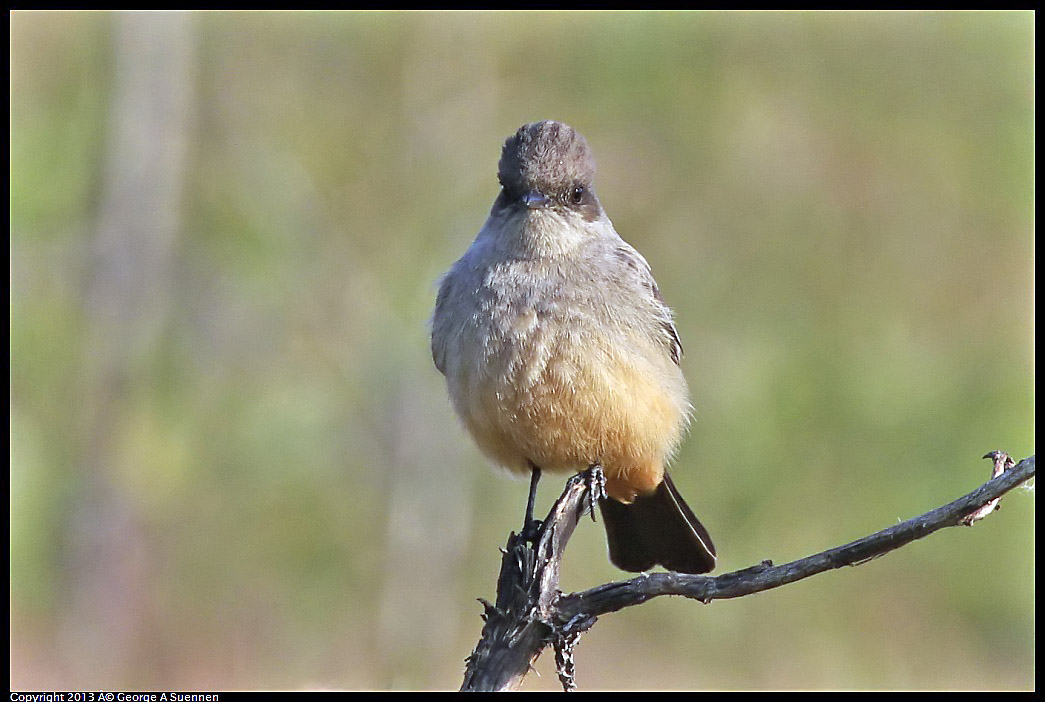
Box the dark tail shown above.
[599,472,716,574]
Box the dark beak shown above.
[522,190,550,209]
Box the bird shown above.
[430,120,715,574]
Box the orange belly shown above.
[455,343,689,503]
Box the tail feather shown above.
[599,472,716,574]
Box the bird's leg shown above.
[522,462,542,541]
[585,463,607,521]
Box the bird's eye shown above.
[569,185,585,206]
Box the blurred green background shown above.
[10,10,1033,691]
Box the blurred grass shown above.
[10,10,1033,691]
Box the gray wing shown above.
[612,244,684,366]
[430,274,453,375]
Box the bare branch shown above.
[460,472,596,691]
[461,454,1034,691]
[960,450,1018,525]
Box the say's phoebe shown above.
[431,120,716,574]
